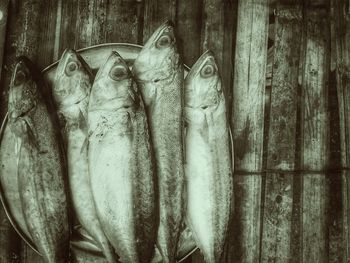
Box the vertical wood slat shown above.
[106,0,144,44]
[75,0,108,49]
[260,4,302,263]
[300,3,330,263]
[175,0,202,67]
[0,0,9,80]
[332,0,350,261]
[231,0,269,262]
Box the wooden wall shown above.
[0,0,349,262]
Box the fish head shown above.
[8,57,40,122]
[185,50,222,112]
[53,49,92,108]
[133,20,181,86]
[89,51,136,111]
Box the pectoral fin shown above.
[23,118,40,150]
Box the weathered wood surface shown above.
[300,3,330,262]
[332,0,350,261]
[260,3,302,263]
[0,0,9,80]
[231,1,269,263]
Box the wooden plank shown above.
[0,0,9,80]
[300,4,330,263]
[0,206,21,263]
[260,4,302,262]
[58,0,79,54]
[75,0,108,48]
[106,0,143,44]
[175,0,202,66]
[231,0,269,262]
[20,243,44,263]
[142,0,177,42]
[332,0,350,261]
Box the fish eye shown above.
[14,71,26,86]
[156,34,173,49]
[65,61,79,76]
[109,65,128,81]
[200,64,215,78]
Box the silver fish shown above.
[53,49,116,263]
[133,21,185,263]
[8,57,70,263]
[184,51,233,263]
[88,51,157,263]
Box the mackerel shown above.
[184,51,233,263]
[53,49,116,263]
[88,51,157,263]
[8,57,70,263]
[133,21,185,263]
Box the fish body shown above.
[0,120,32,241]
[184,51,232,263]
[88,51,157,263]
[52,49,116,263]
[8,57,70,263]
[133,21,185,263]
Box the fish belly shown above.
[89,124,138,263]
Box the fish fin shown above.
[80,137,89,154]
[15,137,22,168]
[78,108,88,132]
[22,118,40,150]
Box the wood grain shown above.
[332,0,350,261]
[106,0,143,44]
[300,4,330,263]
[175,0,202,66]
[231,0,269,262]
[0,0,9,80]
[260,4,302,262]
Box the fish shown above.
[132,20,185,263]
[52,49,117,263]
[88,51,157,263]
[7,57,70,263]
[184,51,233,263]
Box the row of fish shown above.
[0,21,233,263]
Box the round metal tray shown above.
[0,43,197,262]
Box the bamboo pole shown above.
[231,0,269,262]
